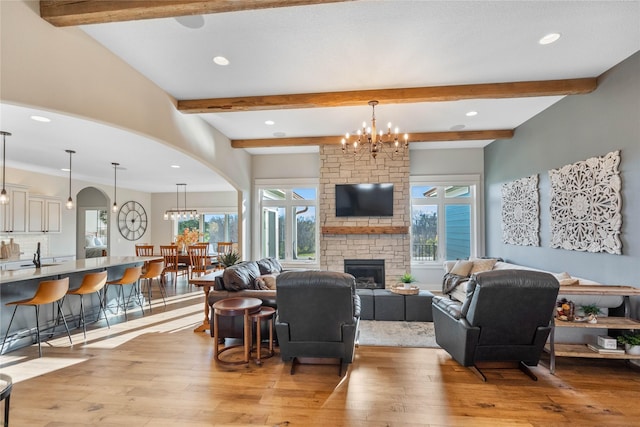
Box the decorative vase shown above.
[587,314,598,324]
[625,344,640,355]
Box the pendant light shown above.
[0,131,10,205]
[65,149,75,210]
[111,162,119,212]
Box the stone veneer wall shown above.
[319,144,410,288]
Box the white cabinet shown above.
[0,186,28,233]
[28,197,62,233]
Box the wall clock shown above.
[118,201,148,241]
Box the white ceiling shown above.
[3,1,639,191]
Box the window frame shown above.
[255,178,319,266]
[409,174,482,266]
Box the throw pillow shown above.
[469,258,498,274]
[254,274,277,290]
[450,260,473,277]
[222,261,261,291]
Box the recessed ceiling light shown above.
[213,56,229,66]
[61,168,70,172]
[31,115,51,122]
[539,33,561,45]
[170,165,180,169]
[265,120,275,126]
[465,111,478,117]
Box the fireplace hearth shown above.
[344,259,385,289]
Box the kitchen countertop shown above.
[0,254,75,266]
[0,256,161,284]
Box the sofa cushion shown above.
[222,261,261,291]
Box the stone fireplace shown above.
[319,144,410,288]
[344,259,385,289]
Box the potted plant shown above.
[399,272,416,289]
[617,332,640,355]
[219,250,241,268]
[580,304,601,324]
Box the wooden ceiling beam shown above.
[231,129,514,148]
[178,78,597,113]
[40,0,351,27]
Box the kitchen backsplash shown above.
[0,234,50,259]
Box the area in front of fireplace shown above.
[344,259,385,289]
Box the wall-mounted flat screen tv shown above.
[335,183,394,217]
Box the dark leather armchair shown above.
[275,270,360,376]
[432,269,559,381]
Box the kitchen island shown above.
[0,256,161,354]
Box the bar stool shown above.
[1,277,73,357]
[105,266,143,320]
[0,373,11,427]
[65,271,110,338]
[140,260,166,312]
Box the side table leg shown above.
[243,310,251,363]
[255,318,262,364]
[213,312,220,362]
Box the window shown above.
[257,182,318,264]
[176,212,238,253]
[410,176,479,264]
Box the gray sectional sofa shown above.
[357,289,434,321]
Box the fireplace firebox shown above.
[344,259,385,289]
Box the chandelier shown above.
[164,183,199,220]
[341,101,409,159]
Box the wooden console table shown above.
[188,270,223,333]
[547,285,640,374]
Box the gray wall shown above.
[485,52,639,289]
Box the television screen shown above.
[335,183,394,217]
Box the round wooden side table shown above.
[250,306,276,365]
[212,297,262,365]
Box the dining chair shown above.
[160,245,188,287]
[135,244,154,257]
[188,244,214,279]
[216,241,234,270]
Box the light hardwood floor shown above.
[2,278,640,426]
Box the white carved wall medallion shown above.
[549,150,622,254]
[501,175,540,246]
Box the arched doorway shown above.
[76,187,109,259]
